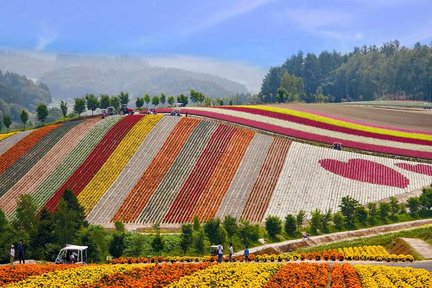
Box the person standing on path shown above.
[244,246,249,262]
[10,245,15,265]
[229,243,233,262]
[17,241,25,264]
[217,242,223,263]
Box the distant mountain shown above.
[0,70,51,122]
[0,51,249,101]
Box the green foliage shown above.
[152,96,160,107]
[85,94,99,115]
[36,103,49,124]
[151,234,164,256]
[203,218,226,245]
[135,97,144,109]
[407,197,420,216]
[167,96,175,107]
[177,94,188,106]
[78,225,107,263]
[222,215,238,240]
[333,212,345,231]
[265,215,282,238]
[110,96,121,111]
[123,233,146,257]
[180,224,193,254]
[379,202,391,220]
[12,194,38,245]
[339,196,359,228]
[194,229,206,255]
[2,115,10,131]
[238,220,260,246]
[296,210,306,230]
[284,214,297,236]
[73,98,86,116]
[321,209,332,233]
[114,221,126,233]
[160,93,166,106]
[109,232,125,258]
[419,186,432,211]
[118,91,129,105]
[99,95,111,109]
[367,202,379,225]
[355,206,368,226]
[20,109,29,128]
[309,210,322,234]
[389,196,401,218]
[190,89,206,104]
[31,208,55,260]
[60,100,68,117]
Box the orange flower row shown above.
[265,263,330,288]
[0,124,59,174]
[79,263,210,288]
[0,264,78,285]
[331,264,361,288]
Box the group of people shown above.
[216,243,250,263]
[10,241,25,265]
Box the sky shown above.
[1,0,432,91]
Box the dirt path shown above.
[234,219,432,256]
[401,238,432,259]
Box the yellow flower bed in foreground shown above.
[355,265,431,288]
[167,263,280,288]
[0,131,18,141]
[5,264,143,288]
[243,105,432,141]
[78,114,162,214]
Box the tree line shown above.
[259,40,432,103]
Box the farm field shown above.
[1,262,430,287]
[0,105,431,227]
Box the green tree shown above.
[136,97,144,109]
[114,221,126,233]
[20,109,29,129]
[296,210,306,231]
[367,202,379,225]
[160,93,166,106]
[321,209,332,233]
[79,225,107,263]
[284,214,297,236]
[193,216,201,232]
[222,215,238,241]
[85,94,99,115]
[203,219,226,245]
[309,209,322,234]
[389,196,400,218]
[168,96,175,107]
[99,95,111,109]
[177,94,188,106]
[180,224,193,255]
[355,206,368,226]
[73,98,86,116]
[31,208,56,260]
[119,91,129,105]
[276,87,287,103]
[238,220,259,246]
[152,96,160,107]
[333,212,345,231]
[190,89,205,104]
[13,194,38,246]
[109,232,125,258]
[419,187,432,212]
[151,223,164,256]
[407,197,420,217]
[144,94,151,108]
[265,215,282,238]
[110,96,121,112]
[339,196,359,228]
[36,104,49,124]
[379,202,391,221]
[3,115,11,132]
[60,100,68,117]
[194,229,206,255]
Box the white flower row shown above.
[0,130,32,156]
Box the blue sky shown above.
[1,0,432,91]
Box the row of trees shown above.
[260,40,432,103]
[0,104,50,132]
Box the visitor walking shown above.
[244,246,249,262]
[10,245,15,265]
[229,243,233,262]
[17,241,25,264]
[217,242,223,263]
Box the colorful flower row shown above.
[0,264,78,286]
[264,262,330,288]
[338,246,414,262]
[0,131,18,141]
[0,119,96,217]
[331,263,361,288]
[355,265,431,288]
[77,115,162,215]
[79,263,210,288]
[86,116,181,224]
[4,264,140,288]
[0,130,33,156]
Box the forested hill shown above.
[259,41,432,103]
[0,70,51,120]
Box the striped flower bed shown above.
[27,116,120,214]
[0,130,33,156]
[112,117,201,223]
[45,115,141,212]
[0,131,18,142]
[0,119,98,216]
[137,120,218,224]
[77,115,162,215]
[86,116,181,224]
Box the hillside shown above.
[0,70,51,121]
[0,106,430,228]
[0,51,249,101]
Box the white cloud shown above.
[146,55,267,93]
[35,24,57,51]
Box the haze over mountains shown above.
[0,50,250,101]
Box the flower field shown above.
[2,262,430,287]
[0,131,18,141]
[0,110,431,225]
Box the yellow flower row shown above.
[355,265,432,288]
[241,105,432,141]
[338,245,414,262]
[4,264,144,288]
[78,114,163,215]
[0,131,18,141]
[167,263,280,288]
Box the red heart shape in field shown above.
[319,158,409,188]
[395,163,432,176]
